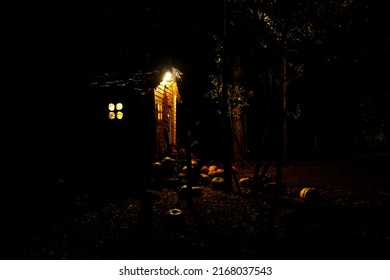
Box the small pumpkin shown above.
[208,170,218,178]
[299,187,320,202]
[239,177,253,188]
[191,159,198,168]
[162,156,176,164]
[211,176,225,190]
[200,165,209,174]
[215,168,224,176]
[199,173,210,184]
[182,165,196,174]
[208,165,218,172]
[178,185,202,198]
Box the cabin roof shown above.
[88,69,161,90]
[88,67,182,99]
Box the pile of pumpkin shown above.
[148,156,181,189]
[152,158,321,202]
[177,161,241,190]
[176,161,280,194]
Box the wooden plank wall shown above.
[154,81,179,159]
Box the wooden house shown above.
[87,67,182,164]
[153,70,181,158]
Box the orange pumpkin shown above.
[191,159,198,168]
[208,170,218,178]
[299,187,320,202]
[208,165,218,172]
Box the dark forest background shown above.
[5,0,390,181]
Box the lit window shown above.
[108,112,116,120]
[157,103,163,120]
[108,102,124,120]
[116,103,123,110]
[108,103,115,111]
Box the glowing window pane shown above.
[108,112,116,119]
[116,111,123,119]
[108,103,115,111]
[116,103,123,110]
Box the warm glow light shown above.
[108,103,115,111]
[157,103,163,120]
[163,71,172,82]
[116,103,123,110]
[116,111,123,119]
[108,112,116,120]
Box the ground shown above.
[1,153,389,260]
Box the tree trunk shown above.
[282,51,288,165]
[232,106,246,161]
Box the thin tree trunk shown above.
[253,108,270,180]
[282,51,288,165]
[232,106,245,161]
[221,0,233,192]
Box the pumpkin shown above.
[299,187,320,202]
[208,165,218,172]
[239,177,253,188]
[200,173,210,185]
[200,165,209,174]
[211,177,225,190]
[162,156,175,163]
[178,185,203,198]
[208,170,218,178]
[191,159,198,168]
[215,168,224,176]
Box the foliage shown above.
[218,0,390,153]
[204,35,253,119]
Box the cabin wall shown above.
[154,81,179,158]
[70,86,156,190]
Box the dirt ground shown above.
[1,153,389,260]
